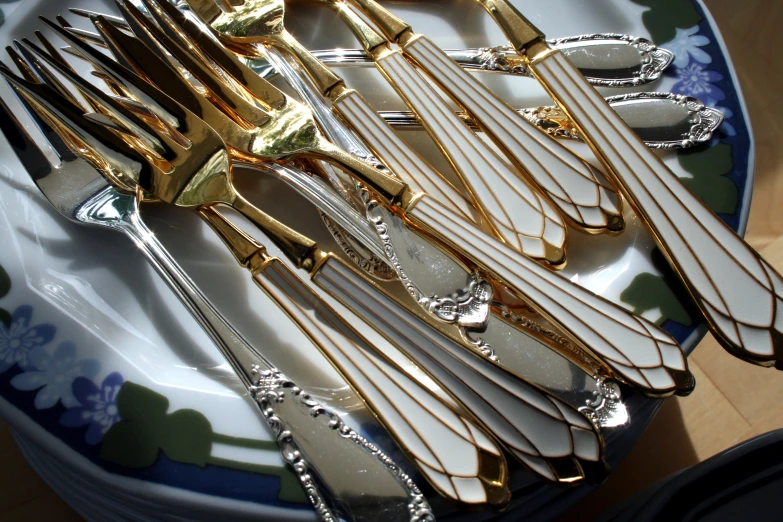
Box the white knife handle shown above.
[314,257,606,483]
[333,87,479,224]
[373,49,567,265]
[405,195,695,396]
[401,34,623,233]
[529,48,783,366]
[253,259,510,506]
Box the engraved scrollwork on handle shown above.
[320,212,397,281]
[603,92,726,149]
[473,45,527,74]
[632,37,676,83]
[251,367,435,522]
[579,377,628,429]
[518,105,581,141]
[361,188,493,327]
[520,92,726,150]
[547,33,674,87]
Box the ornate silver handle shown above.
[113,201,432,521]
[252,258,510,506]
[379,92,725,150]
[314,256,607,483]
[252,33,673,87]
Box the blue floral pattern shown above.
[0,306,55,373]
[666,25,711,67]
[665,24,729,108]
[0,305,120,444]
[60,372,124,445]
[672,62,725,102]
[10,342,99,409]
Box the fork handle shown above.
[116,205,431,521]
[400,34,623,233]
[115,205,269,384]
[232,195,318,269]
[314,256,606,483]
[252,257,510,506]
[529,46,783,366]
[405,194,695,397]
[333,87,479,223]
[372,49,567,264]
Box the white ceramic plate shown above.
[0,0,753,519]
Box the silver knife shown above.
[253,33,674,87]
[379,92,726,150]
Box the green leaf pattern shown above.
[629,0,702,44]
[621,0,739,327]
[100,382,307,503]
[678,143,737,214]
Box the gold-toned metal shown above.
[165,1,486,225]
[330,0,387,52]
[477,0,783,369]
[54,8,408,206]
[68,2,697,398]
[11,59,514,504]
[474,0,545,52]
[11,33,322,266]
[184,0,344,95]
[343,0,411,42]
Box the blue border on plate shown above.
[660,0,753,346]
[0,0,755,519]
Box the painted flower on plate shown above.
[0,306,56,373]
[665,26,712,68]
[673,63,725,102]
[10,342,99,409]
[60,372,124,445]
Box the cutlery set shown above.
[0,0,772,519]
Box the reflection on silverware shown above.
[231,34,674,87]
[0,63,433,521]
[37,10,614,487]
[60,4,495,330]
[3,45,515,508]
[378,92,725,150]
[477,0,783,369]
[135,0,696,398]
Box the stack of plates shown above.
[0,0,753,520]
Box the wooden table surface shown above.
[1,0,782,520]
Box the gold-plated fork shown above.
[17,30,619,489]
[38,11,640,439]
[476,0,783,368]
[0,50,442,520]
[74,3,698,398]
[180,0,573,265]
[49,11,501,331]
[2,52,516,506]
